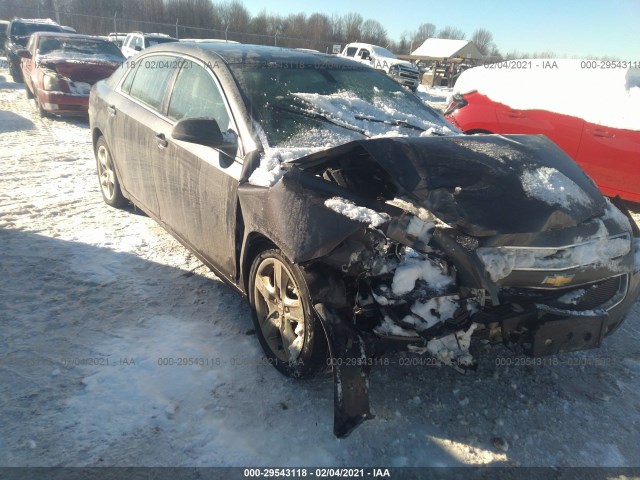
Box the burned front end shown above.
[238,134,640,437]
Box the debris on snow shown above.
[426,323,478,367]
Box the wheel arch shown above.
[92,127,104,149]
[239,231,278,294]
[465,129,494,135]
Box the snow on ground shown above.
[1,58,640,468]
[453,60,640,131]
[416,84,451,112]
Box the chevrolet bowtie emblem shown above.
[542,274,575,287]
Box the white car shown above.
[120,31,177,58]
[340,42,420,91]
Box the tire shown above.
[95,136,127,208]
[248,249,327,378]
[9,60,23,83]
[25,83,33,99]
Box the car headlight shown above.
[43,72,63,91]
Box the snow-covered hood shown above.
[36,55,122,83]
[291,134,607,236]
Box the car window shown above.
[345,47,357,57]
[128,55,176,112]
[167,60,230,129]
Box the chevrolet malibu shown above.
[20,32,124,116]
[89,43,640,437]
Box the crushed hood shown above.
[290,134,607,236]
[36,56,121,83]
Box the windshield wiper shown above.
[353,115,427,132]
[267,103,369,137]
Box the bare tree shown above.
[411,22,435,46]
[360,19,387,46]
[437,26,465,40]
[342,12,363,42]
[470,28,493,55]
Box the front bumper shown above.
[36,90,89,115]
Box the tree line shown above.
[3,0,609,60]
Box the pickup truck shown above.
[339,42,420,91]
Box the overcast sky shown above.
[241,0,639,59]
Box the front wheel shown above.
[95,136,127,208]
[248,249,327,378]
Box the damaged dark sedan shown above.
[89,43,640,437]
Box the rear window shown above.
[11,22,62,37]
[144,37,177,47]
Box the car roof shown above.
[11,17,59,25]
[146,42,366,68]
[30,32,112,41]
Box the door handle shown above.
[593,128,614,138]
[107,105,116,116]
[156,133,168,149]
[507,110,525,118]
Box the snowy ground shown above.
[416,84,452,112]
[1,58,640,468]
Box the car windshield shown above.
[38,37,124,61]
[230,62,454,150]
[371,46,396,58]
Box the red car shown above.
[19,32,124,116]
[445,69,640,203]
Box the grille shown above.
[502,274,627,313]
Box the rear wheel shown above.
[95,136,127,208]
[248,249,327,378]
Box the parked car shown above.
[0,20,9,54]
[20,33,124,116]
[89,43,640,437]
[120,31,177,58]
[107,32,127,48]
[339,42,420,91]
[445,61,640,203]
[4,18,63,82]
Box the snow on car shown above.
[2,48,640,468]
[87,43,640,437]
[445,59,640,202]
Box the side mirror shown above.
[17,49,32,59]
[172,118,237,151]
[134,45,142,52]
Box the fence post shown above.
[113,12,117,34]
[175,19,179,39]
[225,25,229,42]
